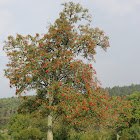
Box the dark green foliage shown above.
[53,119,70,140]
[7,113,30,133]
[0,133,5,140]
[118,92,140,140]
[13,128,43,140]
[0,117,9,129]
[0,133,10,140]
[126,91,140,124]
[121,92,140,140]
[106,84,140,97]
[0,97,22,129]
[120,123,140,140]
[0,97,21,118]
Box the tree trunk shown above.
[47,74,55,140]
[117,133,120,140]
[47,112,53,140]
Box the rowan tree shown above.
[3,2,132,140]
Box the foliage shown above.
[126,91,140,124]
[64,129,116,140]
[0,97,21,116]
[3,1,132,139]
[120,123,140,140]
[114,92,140,140]
[120,91,140,140]
[0,97,21,118]
[7,113,30,133]
[7,113,48,139]
[13,128,43,140]
[0,133,5,140]
[0,133,11,140]
[106,84,140,97]
[0,97,21,130]
[0,97,22,129]
[2,102,140,140]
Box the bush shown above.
[15,128,43,140]
[0,133,4,140]
[120,123,140,140]
[53,120,70,140]
[0,133,11,140]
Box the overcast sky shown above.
[0,0,140,98]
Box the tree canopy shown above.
[3,2,132,140]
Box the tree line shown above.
[106,84,140,97]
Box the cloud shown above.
[0,0,11,5]
[0,10,12,56]
[92,0,137,16]
[0,10,12,35]
[135,0,140,4]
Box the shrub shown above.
[15,128,43,140]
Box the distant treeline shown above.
[106,84,140,97]
[0,97,21,118]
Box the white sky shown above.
[0,0,140,98]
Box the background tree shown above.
[106,84,140,97]
[7,113,46,139]
[3,2,131,140]
[126,91,140,125]
[113,91,140,140]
